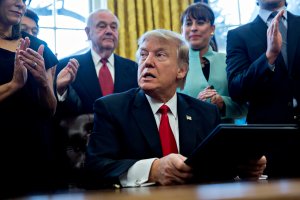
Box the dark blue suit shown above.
[56,50,138,116]
[85,88,221,187]
[226,12,300,124]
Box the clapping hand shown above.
[18,37,49,88]
[12,38,28,89]
[198,85,224,109]
[56,58,80,95]
[266,10,284,65]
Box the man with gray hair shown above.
[55,9,138,116]
[54,9,138,188]
[85,29,267,188]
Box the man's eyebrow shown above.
[139,47,167,52]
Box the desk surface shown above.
[16,179,300,200]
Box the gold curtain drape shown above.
[108,0,193,61]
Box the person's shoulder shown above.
[94,88,140,110]
[288,11,300,21]
[98,88,140,102]
[229,15,262,35]
[228,23,249,35]
[22,31,47,49]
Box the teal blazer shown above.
[179,47,247,123]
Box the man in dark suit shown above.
[226,0,300,124]
[55,9,138,116]
[85,29,267,188]
[54,9,138,187]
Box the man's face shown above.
[21,16,39,37]
[257,0,286,9]
[137,36,187,99]
[181,16,215,51]
[86,11,119,52]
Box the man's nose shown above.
[144,54,155,67]
[104,26,113,34]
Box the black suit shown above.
[54,51,138,187]
[85,88,221,187]
[56,50,138,116]
[226,11,300,124]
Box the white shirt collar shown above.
[145,93,177,118]
[90,48,114,66]
[259,6,287,24]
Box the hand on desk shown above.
[148,154,266,185]
[237,155,267,180]
[149,154,193,186]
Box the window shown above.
[28,0,91,59]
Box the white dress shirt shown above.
[57,49,115,101]
[119,93,179,187]
[91,48,115,82]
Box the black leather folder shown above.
[185,124,300,181]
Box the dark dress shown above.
[0,32,59,198]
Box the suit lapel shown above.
[132,89,163,156]
[114,54,122,92]
[177,95,198,156]
[251,16,268,48]
[114,54,132,93]
[77,51,103,98]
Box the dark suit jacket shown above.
[85,88,221,187]
[226,12,300,124]
[56,50,138,116]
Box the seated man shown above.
[85,29,267,188]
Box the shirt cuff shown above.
[57,89,68,102]
[119,158,157,187]
[268,62,275,71]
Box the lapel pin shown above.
[186,115,192,120]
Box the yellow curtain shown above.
[108,0,193,61]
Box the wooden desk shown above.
[16,179,300,200]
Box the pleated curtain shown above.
[108,0,193,60]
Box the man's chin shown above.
[101,42,116,49]
[139,84,156,92]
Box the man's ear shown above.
[85,27,90,40]
[177,64,188,79]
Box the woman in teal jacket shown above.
[179,2,247,123]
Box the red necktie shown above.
[158,104,178,156]
[99,58,114,96]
